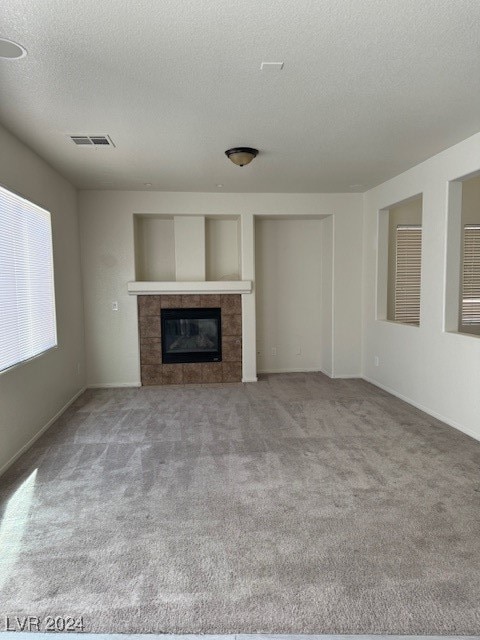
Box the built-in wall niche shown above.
[255,216,330,375]
[205,216,240,281]
[134,215,175,281]
[377,194,423,326]
[133,214,241,282]
[446,172,480,336]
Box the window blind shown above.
[461,224,480,325]
[0,184,57,373]
[394,225,422,325]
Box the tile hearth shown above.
[138,294,242,385]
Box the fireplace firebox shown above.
[161,307,222,364]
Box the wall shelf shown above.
[127,280,252,295]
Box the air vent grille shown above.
[70,135,115,147]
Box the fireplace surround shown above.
[138,294,242,385]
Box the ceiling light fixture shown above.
[0,38,27,59]
[225,147,258,167]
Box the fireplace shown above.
[161,307,222,364]
[138,294,242,385]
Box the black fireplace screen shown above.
[161,308,222,363]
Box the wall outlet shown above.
[295,346,302,355]
[271,347,277,356]
[112,301,119,311]
[374,356,380,366]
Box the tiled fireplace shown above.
[138,294,242,385]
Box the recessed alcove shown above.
[445,171,480,336]
[134,215,175,281]
[133,214,241,283]
[254,215,333,375]
[205,216,240,281]
[377,194,423,326]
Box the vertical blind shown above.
[462,224,480,325]
[394,225,422,325]
[0,184,57,373]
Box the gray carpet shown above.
[0,373,480,635]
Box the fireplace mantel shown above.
[127,280,252,295]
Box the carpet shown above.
[0,373,479,634]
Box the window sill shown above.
[0,345,58,377]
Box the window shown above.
[0,184,57,373]
[378,194,422,325]
[394,225,422,325]
[461,225,480,327]
[446,174,480,336]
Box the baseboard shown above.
[87,382,141,388]
[318,367,333,378]
[242,377,258,382]
[363,375,480,443]
[331,373,362,379]
[0,386,86,478]
[258,368,361,379]
[258,367,322,374]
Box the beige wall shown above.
[458,174,480,335]
[78,191,363,386]
[461,174,480,224]
[134,216,175,281]
[174,216,206,281]
[255,218,323,373]
[205,218,240,280]
[0,124,85,475]
[386,197,423,321]
[363,130,480,441]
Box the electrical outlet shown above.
[296,347,302,355]
[112,301,118,311]
[374,356,380,366]
[271,347,277,356]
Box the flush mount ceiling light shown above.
[0,38,27,59]
[225,147,258,167]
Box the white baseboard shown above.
[318,367,333,378]
[258,368,361,379]
[242,377,258,382]
[331,373,362,379]
[258,367,322,374]
[363,375,480,442]
[0,386,86,478]
[87,382,141,388]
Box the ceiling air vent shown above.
[70,135,115,147]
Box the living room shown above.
[1,1,480,637]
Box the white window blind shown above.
[461,224,480,326]
[0,185,57,373]
[394,225,422,325]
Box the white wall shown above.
[174,216,205,281]
[363,131,480,440]
[320,216,334,376]
[134,216,175,281]
[255,218,323,373]
[78,191,363,386]
[0,124,85,475]
[205,217,240,281]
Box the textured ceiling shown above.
[1,0,480,192]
